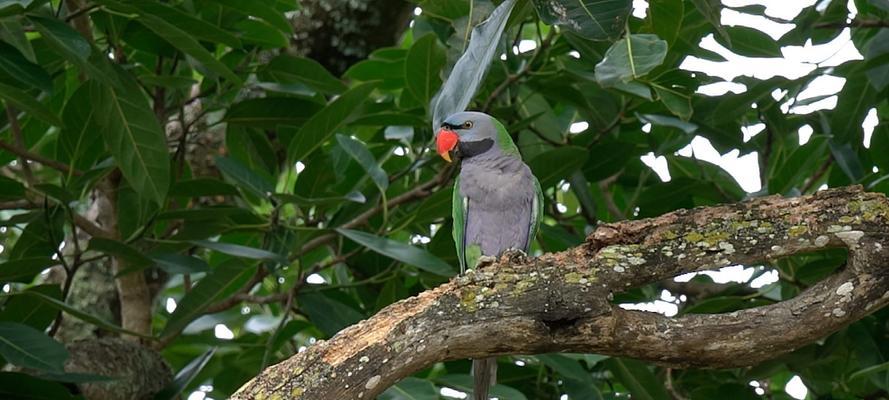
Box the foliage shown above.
[0,0,888,399]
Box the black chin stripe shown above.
[458,138,494,157]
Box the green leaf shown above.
[533,0,631,40]
[161,259,254,338]
[236,19,288,48]
[0,41,50,92]
[287,82,378,163]
[690,0,730,45]
[0,321,68,372]
[649,0,684,45]
[434,375,528,400]
[528,146,589,188]
[191,240,288,265]
[0,372,77,400]
[169,178,239,197]
[405,33,446,107]
[653,84,693,120]
[537,354,592,382]
[0,285,61,330]
[336,228,455,276]
[0,17,35,62]
[89,75,170,206]
[10,290,150,338]
[224,97,323,129]
[335,134,389,192]
[211,0,293,33]
[0,256,53,283]
[829,66,878,144]
[88,237,155,271]
[432,0,517,128]
[871,124,889,172]
[379,376,439,400]
[153,347,217,400]
[149,253,210,274]
[829,140,865,182]
[714,26,782,57]
[119,0,241,48]
[297,292,365,337]
[93,0,240,83]
[595,34,668,87]
[261,55,347,94]
[214,156,275,198]
[58,84,103,171]
[0,82,63,126]
[604,358,671,400]
[28,16,115,87]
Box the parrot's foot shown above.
[476,255,497,268]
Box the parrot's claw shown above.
[476,255,497,268]
[502,248,528,263]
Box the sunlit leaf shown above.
[533,0,630,40]
[337,228,455,276]
[594,34,667,87]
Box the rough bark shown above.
[233,186,889,399]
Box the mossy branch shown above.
[233,186,889,400]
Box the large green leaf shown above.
[88,237,155,272]
[261,55,347,94]
[0,285,61,330]
[214,156,275,198]
[161,259,254,338]
[690,0,730,44]
[528,146,589,188]
[8,290,150,338]
[0,372,76,400]
[594,34,668,87]
[58,84,103,171]
[405,33,446,107]
[431,0,516,128]
[153,347,217,400]
[0,41,50,92]
[93,0,240,83]
[89,75,170,206]
[28,16,115,87]
[190,240,288,265]
[604,358,671,400]
[287,82,378,163]
[649,0,684,45]
[0,256,53,283]
[118,0,240,48]
[379,376,439,400]
[225,97,323,129]
[210,0,293,33]
[0,17,35,62]
[336,228,455,276]
[0,321,68,372]
[297,292,365,337]
[714,26,782,58]
[335,134,388,193]
[829,66,878,145]
[533,0,630,40]
[0,82,62,126]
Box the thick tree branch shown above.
[233,186,889,399]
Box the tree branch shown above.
[233,186,889,399]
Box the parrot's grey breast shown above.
[459,154,536,256]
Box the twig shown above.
[0,133,82,177]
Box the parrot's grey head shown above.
[436,111,498,162]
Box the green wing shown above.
[451,175,467,273]
[526,175,544,252]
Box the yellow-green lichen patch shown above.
[788,225,808,237]
[460,288,479,312]
[291,388,304,397]
[684,231,704,243]
[849,198,889,222]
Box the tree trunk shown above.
[233,186,889,399]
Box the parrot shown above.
[435,111,543,400]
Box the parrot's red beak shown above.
[436,129,459,163]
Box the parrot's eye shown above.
[462,121,473,129]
